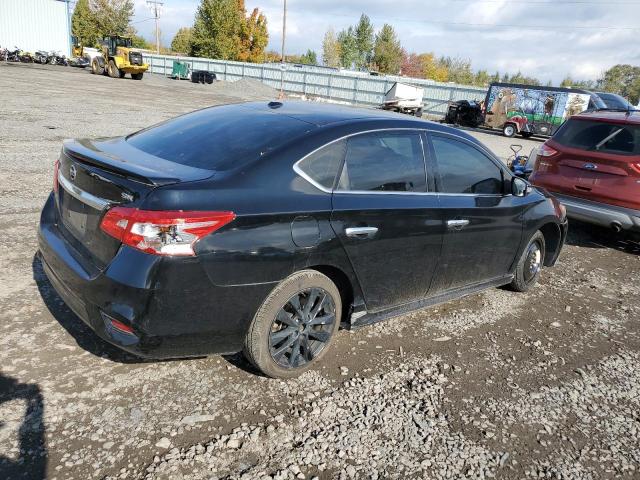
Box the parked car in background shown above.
[381,82,424,116]
[594,92,637,111]
[529,110,640,232]
[484,82,606,138]
[38,102,567,378]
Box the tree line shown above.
[71,2,639,103]
[561,65,640,104]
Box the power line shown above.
[322,11,640,32]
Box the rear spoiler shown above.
[63,137,214,186]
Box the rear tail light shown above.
[53,159,60,194]
[534,143,559,173]
[100,208,235,256]
[538,143,558,157]
[630,162,640,175]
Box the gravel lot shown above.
[1,63,639,480]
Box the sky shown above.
[132,0,640,84]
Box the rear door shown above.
[427,133,524,292]
[330,130,443,311]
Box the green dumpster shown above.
[171,61,190,80]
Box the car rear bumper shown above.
[37,193,270,359]
[553,193,640,232]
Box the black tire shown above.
[91,58,104,75]
[508,231,545,292]
[503,123,517,138]
[119,70,126,78]
[131,73,144,80]
[108,60,120,78]
[414,107,423,118]
[244,270,342,379]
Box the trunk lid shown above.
[56,137,214,269]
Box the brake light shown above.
[630,162,640,175]
[100,208,235,256]
[538,143,558,157]
[53,160,60,194]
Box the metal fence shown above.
[142,53,488,118]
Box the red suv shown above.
[529,110,640,232]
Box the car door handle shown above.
[446,219,470,230]
[345,227,379,239]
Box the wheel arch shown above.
[538,221,562,266]
[306,264,356,324]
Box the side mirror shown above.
[512,177,529,197]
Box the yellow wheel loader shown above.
[90,35,148,80]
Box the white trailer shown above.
[381,82,424,117]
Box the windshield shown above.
[596,93,634,110]
[127,104,314,170]
[115,38,132,48]
[554,119,640,155]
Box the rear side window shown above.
[296,140,346,190]
[337,132,426,192]
[431,136,503,195]
[127,105,313,170]
[554,120,640,155]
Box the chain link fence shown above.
[142,53,487,118]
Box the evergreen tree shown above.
[354,14,374,70]
[191,0,268,61]
[191,0,244,59]
[72,0,98,46]
[337,27,358,69]
[372,24,402,74]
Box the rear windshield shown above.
[554,119,640,156]
[127,104,313,170]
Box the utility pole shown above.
[279,0,287,98]
[146,0,164,54]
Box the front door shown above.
[427,133,524,293]
[330,130,443,311]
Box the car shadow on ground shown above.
[0,374,47,480]
[565,220,640,255]
[32,253,147,364]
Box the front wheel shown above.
[91,58,104,75]
[503,123,517,137]
[108,60,120,78]
[244,270,341,379]
[131,72,144,80]
[508,231,546,292]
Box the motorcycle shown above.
[19,51,34,63]
[34,50,49,64]
[49,51,68,66]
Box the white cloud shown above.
[132,0,640,84]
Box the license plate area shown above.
[59,189,102,242]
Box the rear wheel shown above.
[108,60,120,78]
[244,270,341,379]
[509,231,546,292]
[91,58,104,75]
[131,72,144,80]
[503,123,517,137]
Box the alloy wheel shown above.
[524,241,542,283]
[269,288,336,369]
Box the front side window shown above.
[296,140,346,190]
[431,136,504,195]
[337,132,426,192]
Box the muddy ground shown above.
[1,63,639,480]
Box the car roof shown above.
[573,109,640,125]
[239,100,420,126]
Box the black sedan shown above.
[38,101,568,378]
